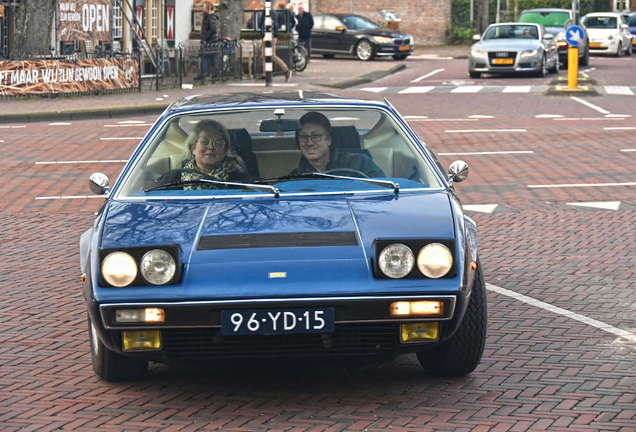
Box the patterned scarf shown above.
[182,158,247,190]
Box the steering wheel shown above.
[323,168,369,178]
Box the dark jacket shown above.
[291,149,385,178]
[260,8,280,38]
[201,11,218,44]
[297,12,314,39]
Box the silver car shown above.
[469,23,559,78]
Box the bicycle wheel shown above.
[293,45,307,72]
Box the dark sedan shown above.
[311,14,414,61]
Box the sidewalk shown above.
[0,45,470,123]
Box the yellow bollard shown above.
[568,47,578,90]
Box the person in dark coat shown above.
[195,2,218,80]
[296,5,314,61]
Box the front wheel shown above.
[292,46,308,71]
[617,42,623,57]
[356,40,375,61]
[535,54,547,77]
[549,55,560,73]
[626,44,632,56]
[417,258,487,376]
[89,316,148,381]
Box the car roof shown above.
[585,12,622,17]
[488,22,540,27]
[165,91,388,115]
[520,8,572,13]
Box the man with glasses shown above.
[291,112,384,177]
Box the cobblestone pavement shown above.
[1,90,636,431]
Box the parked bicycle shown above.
[292,39,307,72]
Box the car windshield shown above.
[341,15,380,30]
[627,15,636,26]
[116,106,443,199]
[483,25,539,40]
[583,16,618,28]
[518,11,570,27]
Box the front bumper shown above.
[469,53,542,74]
[588,40,619,54]
[88,294,464,363]
[375,44,414,57]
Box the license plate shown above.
[590,42,602,48]
[492,58,514,65]
[399,45,410,51]
[632,40,636,45]
[221,307,335,336]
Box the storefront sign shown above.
[58,0,111,41]
[0,57,139,96]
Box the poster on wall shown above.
[0,57,139,96]
[58,0,112,41]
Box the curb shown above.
[321,64,407,89]
[0,105,169,124]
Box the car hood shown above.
[587,28,620,37]
[472,39,542,51]
[98,192,458,300]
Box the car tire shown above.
[89,315,148,382]
[322,54,335,59]
[579,47,590,66]
[549,55,560,73]
[355,40,375,61]
[617,42,623,57]
[469,71,481,78]
[393,54,407,60]
[536,54,547,77]
[416,258,487,377]
[626,44,632,56]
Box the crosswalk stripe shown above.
[450,86,483,93]
[503,86,531,93]
[360,87,387,93]
[398,86,435,94]
[604,86,634,95]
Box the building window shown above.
[113,3,123,38]
[151,0,158,39]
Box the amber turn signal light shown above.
[391,301,444,316]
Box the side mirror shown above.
[472,34,481,41]
[89,172,110,195]
[543,33,554,40]
[621,24,629,29]
[448,160,469,185]
[335,26,345,32]
[564,19,573,29]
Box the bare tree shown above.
[13,0,57,56]
[217,0,245,40]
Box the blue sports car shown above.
[81,92,486,381]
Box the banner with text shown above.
[58,0,111,41]
[0,57,139,96]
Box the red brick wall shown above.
[311,0,451,45]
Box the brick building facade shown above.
[246,0,451,45]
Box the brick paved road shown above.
[1,94,636,431]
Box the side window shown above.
[323,16,343,31]
[314,15,324,30]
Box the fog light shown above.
[116,308,165,323]
[401,323,439,343]
[122,330,161,351]
[391,301,444,316]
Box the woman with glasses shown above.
[181,120,250,189]
[291,112,384,177]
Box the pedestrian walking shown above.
[195,1,218,81]
[260,4,292,81]
[296,5,313,62]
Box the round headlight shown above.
[378,244,414,278]
[140,249,176,285]
[102,252,137,287]
[417,243,453,278]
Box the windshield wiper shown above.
[145,179,281,197]
[256,172,400,194]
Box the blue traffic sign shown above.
[566,25,585,47]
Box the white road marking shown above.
[487,283,636,343]
[621,149,636,152]
[409,119,478,122]
[48,122,72,126]
[463,204,498,213]
[409,54,453,60]
[502,86,531,93]
[445,129,526,133]
[468,115,494,119]
[0,125,26,128]
[605,86,634,95]
[570,96,610,114]
[439,151,533,156]
[566,201,621,210]
[0,140,4,143]
[536,114,564,118]
[360,87,387,93]
[553,118,623,121]
[398,86,435,94]
[156,98,164,101]
[118,120,146,124]
[411,68,445,83]
[228,83,298,87]
[403,116,429,119]
[528,182,636,188]
[605,114,632,118]
[34,195,104,200]
[35,160,127,165]
[451,86,483,93]
[104,124,152,127]
[606,127,636,130]
[100,137,144,140]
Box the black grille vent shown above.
[162,323,396,359]
[197,232,359,250]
